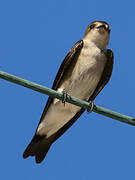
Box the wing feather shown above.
[23,40,83,163]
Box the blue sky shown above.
[0,0,135,179]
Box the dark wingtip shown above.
[23,150,33,159]
[23,135,52,163]
[35,155,45,164]
[23,140,36,159]
[23,153,28,159]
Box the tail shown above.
[23,134,52,163]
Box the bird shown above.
[23,21,114,163]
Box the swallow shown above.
[23,21,114,163]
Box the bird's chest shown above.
[65,47,106,99]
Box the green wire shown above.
[0,70,134,125]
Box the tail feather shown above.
[23,135,52,163]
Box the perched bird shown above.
[23,21,114,163]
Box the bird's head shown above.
[84,21,110,49]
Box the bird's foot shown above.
[62,89,68,106]
[87,100,95,114]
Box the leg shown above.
[62,89,68,106]
[87,100,95,114]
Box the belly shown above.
[66,70,101,100]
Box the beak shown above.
[97,24,111,33]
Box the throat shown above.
[84,39,106,51]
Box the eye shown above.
[89,24,94,29]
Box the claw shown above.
[87,101,95,113]
[62,89,68,106]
